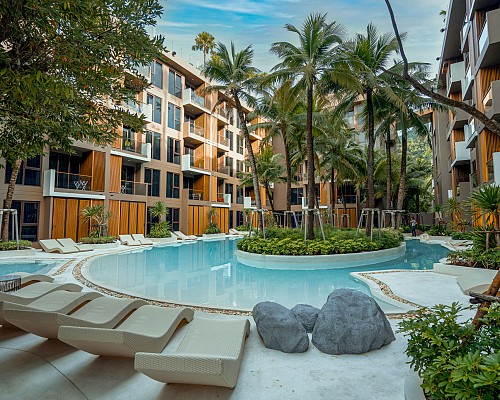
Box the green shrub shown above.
[204,222,221,234]
[80,236,116,244]
[450,231,476,240]
[147,221,172,238]
[427,225,452,236]
[0,240,32,251]
[235,224,251,231]
[447,249,500,270]
[399,303,500,400]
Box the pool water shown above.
[84,239,448,312]
[0,261,60,276]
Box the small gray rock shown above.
[291,304,320,333]
[253,301,309,353]
[312,289,395,355]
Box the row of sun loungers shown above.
[39,238,94,254]
[0,276,250,388]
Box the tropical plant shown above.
[469,185,500,248]
[270,13,345,239]
[81,205,113,237]
[192,31,216,65]
[445,197,464,231]
[0,0,164,241]
[204,42,263,220]
[204,208,220,234]
[148,201,172,238]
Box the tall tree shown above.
[270,13,344,239]
[192,31,216,65]
[0,0,164,241]
[204,42,263,216]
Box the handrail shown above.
[55,171,93,191]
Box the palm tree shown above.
[81,205,112,237]
[204,42,263,217]
[470,185,500,248]
[249,80,304,215]
[270,13,345,239]
[192,31,216,65]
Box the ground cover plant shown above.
[0,240,32,251]
[237,227,403,256]
[80,236,116,245]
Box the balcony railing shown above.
[215,193,231,204]
[479,20,488,54]
[217,135,229,147]
[337,195,357,204]
[122,137,144,154]
[483,84,493,112]
[188,123,204,137]
[190,157,205,169]
[188,189,203,200]
[120,180,148,196]
[217,164,230,175]
[183,88,211,110]
[55,172,93,191]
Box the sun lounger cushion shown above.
[39,239,80,254]
[135,318,250,388]
[57,238,94,252]
[8,272,54,286]
[131,234,154,246]
[119,235,142,246]
[58,306,194,357]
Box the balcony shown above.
[181,154,210,177]
[248,130,262,142]
[182,88,211,115]
[115,100,153,123]
[216,135,229,154]
[43,170,105,199]
[212,193,232,208]
[464,120,478,149]
[450,141,471,169]
[460,18,470,52]
[217,164,230,175]
[111,137,151,163]
[243,197,257,209]
[187,189,204,201]
[469,0,499,17]
[214,107,230,125]
[337,195,357,205]
[448,108,469,136]
[446,61,465,95]
[301,197,327,210]
[483,80,500,122]
[476,8,500,71]
[183,122,205,146]
[461,64,473,101]
[120,180,148,196]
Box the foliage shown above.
[447,249,500,270]
[0,240,32,251]
[192,31,215,64]
[204,222,221,234]
[469,185,500,248]
[398,303,500,400]
[426,225,452,236]
[450,231,476,241]
[81,205,112,237]
[147,201,171,238]
[80,236,116,245]
[236,224,251,231]
[237,227,403,256]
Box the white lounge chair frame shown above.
[57,238,94,252]
[173,231,198,240]
[58,306,194,357]
[39,239,79,254]
[119,234,142,246]
[9,272,54,287]
[135,318,250,388]
[131,234,154,246]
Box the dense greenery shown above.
[399,303,500,399]
[450,231,476,241]
[447,249,500,270]
[237,228,402,256]
[80,236,116,245]
[147,201,171,238]
[0,240,32,251]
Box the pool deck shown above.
[0,237,480,399]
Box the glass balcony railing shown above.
[190,157,205,169]
[217,135,229,147]
[55,172,93,191]
[120,180,148,196]
[122,137,144,154]
[188,189,203,200]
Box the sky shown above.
[156,0,449,75]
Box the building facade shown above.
[0,51,266,242]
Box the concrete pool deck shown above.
[0,237,480,399]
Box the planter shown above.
[148,237,177,243]
[433,262,497,294]
[404,370,425,400]
[90,242,119,249]
[236,243,406,270]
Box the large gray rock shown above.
[253,302,309,353]
[312,289,395,355]
[291,304,320,333]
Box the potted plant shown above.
[147,201,175,243]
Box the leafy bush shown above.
[427,225,452,236]
[450,231,475,240]
[147,221,172,238]
[399,303,500,400]
[0,240,32,251]
[447,249,500,270]
[204,222,221,234]
[80,236,116,244]
[236,224,251,231]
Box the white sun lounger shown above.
[173,231,198,240]
[58,306,194,357]
[39,239,80,254]
[135,318,251,388]
[131,234,154,246]
[119,234,142,246]
[8,272,54,287]
[3,297,147,339]
[228,228,244,236]
[0,282,83,325]
[57,238,94,252]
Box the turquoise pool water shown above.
[84,239,448,311]
[0,260,60,276]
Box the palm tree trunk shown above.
[203,47,207,65]
[283,135,293,227]
[234,94,262,225]
[396,116,408,228]
[366,88,375,235]
[306,85,315,240]
[385,128,392,227]
[331,166,336,226]
[2,160,22,242]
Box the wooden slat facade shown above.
[109,155,122,193]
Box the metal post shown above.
[316,209,326,241]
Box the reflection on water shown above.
[0,261,58,276]
[86,239,449,311]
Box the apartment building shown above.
[0,51,266,242]
[434,0,500,205]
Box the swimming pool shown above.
[83,239,448,312]
[0,260,61,276]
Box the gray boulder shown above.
[312,289,395,355]
[291,304,320,333]
[253,302,309,353]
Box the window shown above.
[168,70,182,98]
[145,131,161,160]
[167,138,181,164]
[9,201,39,241]
[355,105,364,126]
[225,157,234,177]
[166,172,180,198]
[291,188,303,205]
[167,102,181,130]
[167,207,180,231]
[236,135,244,154]
[236,160,244,174]
[236,211,244,226]
[150,61,163,89]
[236,187,244,204]
[5,156,42,186]
[229,108,234,125]
[145,168,160,197]
[225,130,233,151]
[147,94,162,124]
[225,183,233,202]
